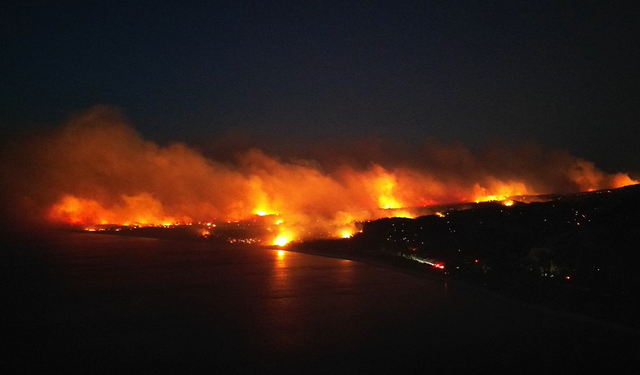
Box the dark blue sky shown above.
[2,1,639,171]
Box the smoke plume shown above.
[0,106,636,241]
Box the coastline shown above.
[280,243,640,337]
[7,229,639,337]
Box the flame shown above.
[370,167,403,209]
[472,181,529,203]
[48,193,181,226]
[3,106,637,239]
[273,235,291,247]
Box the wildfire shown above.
[5,107,637,241]
[48,194,182,227]
[273,235,291,247]
[472,181,529,203]
[371,168,403,209]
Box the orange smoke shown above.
[1,106,637,240]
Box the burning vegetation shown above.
[0,106,636,243]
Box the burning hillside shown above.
[0,106,636,244]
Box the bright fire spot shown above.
[372,169,403,210]
[256,210,268,216]
[274,219,284,225]
[473,182,529,204]
[342,231,352,238]
[503,199,514,207]
[476,194,512,203]
[273,236,290,247]
[435,212,445,218]
[277,250,285,258]
[433,263,445,269]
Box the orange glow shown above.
[611,173,638,189]
[386,210,414,219]
[368,167,403,209]
[4,107,632,241]
[273,235,291,247]
[472,181,529,203]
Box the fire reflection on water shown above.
[264,248,304,351]
[263,249,359,353]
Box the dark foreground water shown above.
[2,231,639,374]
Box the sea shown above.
[2,231,639,374]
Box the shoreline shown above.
[278,244,640,337]
[11,229,639,337]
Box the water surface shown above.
[3,232,639,373]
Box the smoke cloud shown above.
[0,106,636,241]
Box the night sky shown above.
[2,1,639,172]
